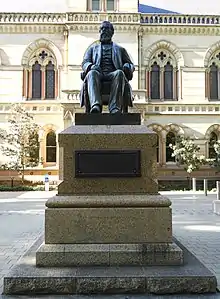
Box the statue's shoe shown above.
[110,109,122,114]
[90,105,101,113]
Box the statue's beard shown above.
[100,33,112,43]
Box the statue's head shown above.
[99,21,114,44]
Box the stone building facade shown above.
[0,0,220,180]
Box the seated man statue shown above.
[80,21,135,114]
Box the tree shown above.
[0,104,40,183]
[169,136,207,188]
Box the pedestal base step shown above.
[36,242,183,267]
[3,236,217,295]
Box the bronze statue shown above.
[80,21,135,114]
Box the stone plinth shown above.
[58,125,158,195]
[3,235,217,295]
[35,194,183,267]
[44,195,172,244]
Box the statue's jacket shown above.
[80,42,135,108]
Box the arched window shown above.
[164,62,173,99]
[210,63,218,100]
[46,131,56,163]
[148,49,177,101]
[207,52,220,100]
[32,61,42,99]
[46,61,55,99]
[23,49,58,100]
[209,132,218,158]
[166,132,176,162]
[150,62,160,99]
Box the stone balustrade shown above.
[67,13,140,23]
[0,12,220,26]
[61,89,147,102]
[0,100,219,115]
[140,14,220,25]
[146,104,220,114]
[0,13,66,23]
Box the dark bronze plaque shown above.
[75,150,141,178]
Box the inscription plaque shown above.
[75,150,141,178]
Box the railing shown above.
[61,89,147,102]
[140,14,220,25]
[146,104,220,114]
[1,12,220,26]
[67,13,140,23]
[0,13,66,23]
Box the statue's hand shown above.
[123,63,132,80]
[123,63,131,70]
[90,65,102,73]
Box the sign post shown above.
[44,175,49,192]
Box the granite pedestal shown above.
[3,113,217,295]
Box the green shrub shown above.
[0,185,57,191]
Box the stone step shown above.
[3,236,217,295]
[36,242,183,267]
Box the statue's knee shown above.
[87,70,99,78]
[115,69,124,78]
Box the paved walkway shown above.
[0,191,220,298]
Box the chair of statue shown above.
[80,71,133,113]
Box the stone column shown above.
[138,28,143,89]
[28,68,32,99]
[179,68,183,100]
[148,70,151,100]
[23,68,28,98]
[160,67,164,101]
[56,131,59,167]
[55,70,59,98]
[63,29,69,73]
[116,0,119,11]
[145,69,149,101]
[173,68,177,100]
[206,70,210,100]
[161,130,167,166]
[101,0,105,11]
[41,66,45,100]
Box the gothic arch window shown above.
[32,61,42,99]
[206,51,220,100]
[209,132,218,158]
[166,132,176,162]
[23,48,58,100]
[46,61,55,99]
[150,62,160,99]
[147,49,178,101]
[46,131,56,163]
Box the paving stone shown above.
[1,191,220,298]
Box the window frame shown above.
[87,0,116,11]
[148,49,178,101]
[23,48,58,101]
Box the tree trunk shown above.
[21,164,25,184]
